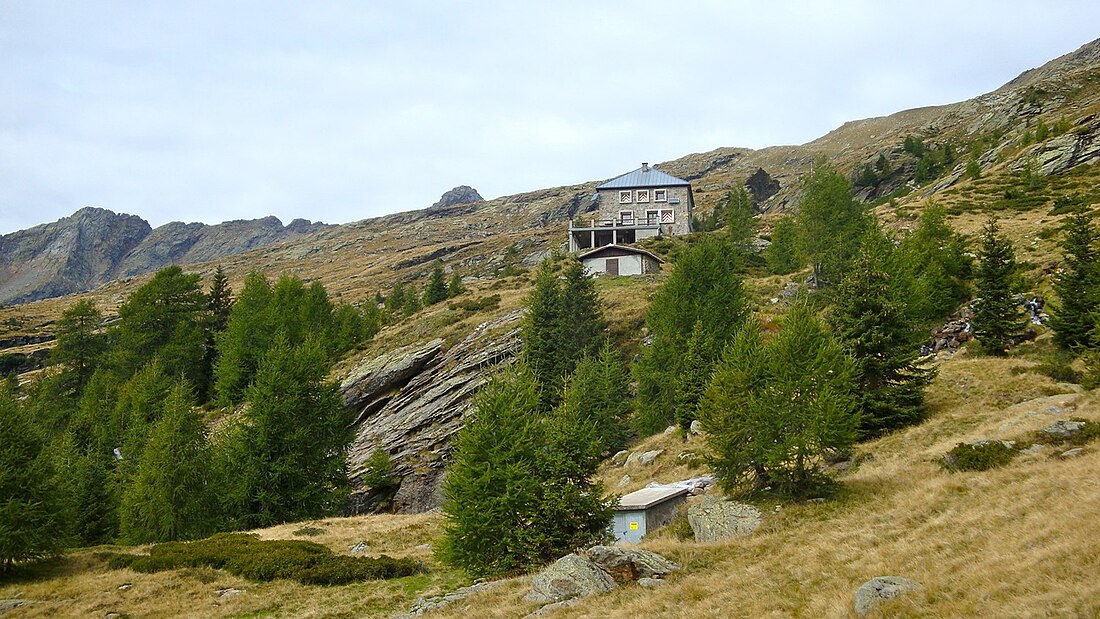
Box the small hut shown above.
[612,486,689,543]
[578,244,663,277]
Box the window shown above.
[645,209,660,225]
[619,190,633,204]
[660,209,674,224]
[653,189,667,202]
[619,210,635,225]
[635,189,650,203]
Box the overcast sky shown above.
[2,2,1097,234]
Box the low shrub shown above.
[293,526,325,537]
[105,533,423,586]
[942,441,1016,472]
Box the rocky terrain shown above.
[0,207,330,305]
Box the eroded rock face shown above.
[745,168,780,205]
[1036,114,1100,175]
[345,310,523,513]
[586,546,678,583]
[340,338,444,425]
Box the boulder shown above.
[1041,419,1086,441]
[586,546,678,583]
[854,576,922,616]
[689,419,705,435]
[524,554,618,604]
[340,338,444,420]
[687,496,762,542]
[398,580,504,618]
[611,450,629,466]
[637,577,667,588]
[637,450,663,466]
[1060,447,1087,459]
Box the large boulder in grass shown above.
[854,576,922,616]
[524,554,617,604]
[586,546,678,583]
[687,496,762,542]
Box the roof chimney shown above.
[641,162,649,172]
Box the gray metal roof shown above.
[596,165,690,190]
[577,244,664,263]
[616,486,689,510]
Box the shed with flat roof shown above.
[612,486,690,543]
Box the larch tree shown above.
[795,162,870,288]
[1049,208,1099,350]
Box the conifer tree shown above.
[700,303,857,495]
[895,202,972,323]
[1049,208,1099,350]
[725,185,757,255]
[221,338,350,528]
[831,229,934,437]
[0,384,67,570]
[521,262,569,409]
[634,234,748,434]
[560,261,607,364]
[972,217,1027,356]
[214,271,277,405]
[51,299,106,392]
[556,343,630,457]
[795,162,870,288]
[674,321,711,430]
[766,215,802,275]
[120,380,216,543]
[208,265,233,333]
[447,272,465,298]
[423,261,449,306]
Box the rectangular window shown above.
[619,190,633,204]
[618,210,635,225]
[653,189,667,202]
[645,209,660,225]
[635,189,650,203]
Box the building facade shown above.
[578,245,663,277]
[569,163,694,252]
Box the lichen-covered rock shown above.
[586,546,678,583]
[345,310,523,513]
[524,554,617,604]
[687,496,762,542]
[398,580,505,618]
[340,338,444,423]
[1041,419,1086,440]
[854,576,921,616]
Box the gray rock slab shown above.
[524,554,617,604]
[687,497,762,542]
[1041,420,1086,440]
[586,546,678,582]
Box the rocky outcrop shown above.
[345,310,524,513]
[0,207,330,305]
[340,338,444,425]
[745,168,780,205]
[586,546,678,583]
[687,496,762,542]
[1036,114,1100,175]
[430,185,484,210]
[524,554,618,604]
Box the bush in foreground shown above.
[105,533,423,585]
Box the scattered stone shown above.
[215,588,244,599]
[689,420,705,436]
[854,576,921,616]
[1019,444,1047,456]
[106,613,123,619]
[617,474,632,488]
[523,598,581,618]
[611,450,629,466]
[348,542,370,555]
[586,546,678,583]
[663,425,678,435]
[1041,420,1086,441]
[0,601,27,613]
[637,450,663,466]
[400,580,505,617]
[117,584,132,591]
[1060,448,1087,459]
[687,496,762,542]
[524,554,617,604]
[414,544,432,551]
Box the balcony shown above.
[568,216,663,252]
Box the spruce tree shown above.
[214,271,277,405]
[521,262,568,409]
[560,261,607,365]
[208,265,233,333]
[0,384,67,570]
[831,229,934,437]
[222,338,350,528]
[119,380,216,543]
[556,342,630,457]
[634,234,749,434]
[795,162,870,288]
[437,367,544,576]
[1049,208,1098,350]
[700,302,857,496]
[674,321,712,430]
[423,261,449,306]
[51,299,106,392]
[766,215,802,275]
[447,273,465,298]
[972,217,1027,356]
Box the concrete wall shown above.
[596,185,693,235]
[582,253,645,277]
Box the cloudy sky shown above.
[2,1,1098,234]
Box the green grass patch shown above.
[942,441,1017,472]
[102,533,425,586]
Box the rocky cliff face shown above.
[0,208,330,305]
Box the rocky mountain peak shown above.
[431,185,484,210]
